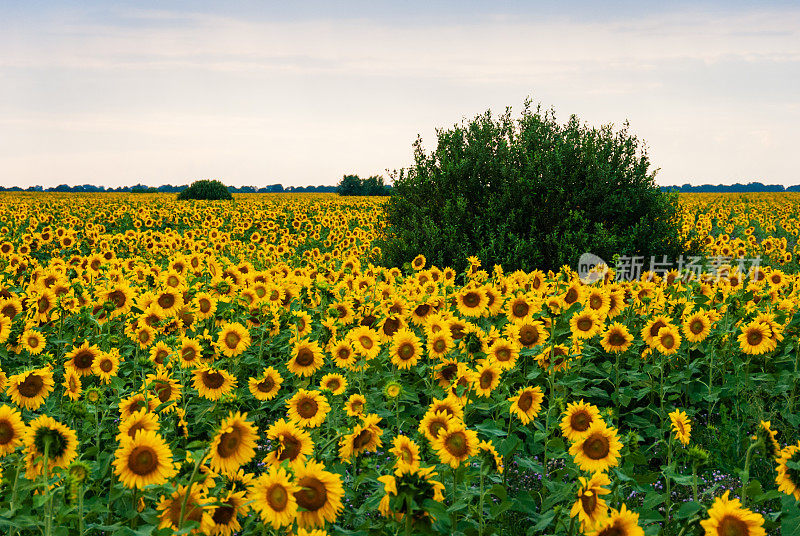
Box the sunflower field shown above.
[0,191,799,536]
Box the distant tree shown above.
[177,180,233,200]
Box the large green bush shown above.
[378,99,689,273]
[177,179,233,200]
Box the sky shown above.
[1,1,798,188]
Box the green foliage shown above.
[336,174,390,196]
[177,179,233,201]
[378,99,691,273]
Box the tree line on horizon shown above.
[0,183,336,193]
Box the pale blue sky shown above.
[1,1,798,187]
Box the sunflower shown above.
[249,367,283,401]
[133,324,157,349]
[320,373,347,395]
[488,338,521,371]
[507,319,548,349]
[427,330,455,359]
[669,409,692,446]
[193,366,237,401]
[390,328,422,369]
[179,337,204,368]
[113,429,177,489]
[473,362,502,398]
[477,440,504,473]
[292,460,344,528]
[93,350,121,384]
[683,310,712,343]
[428,395,464,421]
[570,472,611,530]
[570,310,602,340]
[248,465,299,529]
[600,322,633,353]
[62,370,82,401]
[755,420,780,459]
[338,413,383,463]
[569,421,623,473]
[263,418,314,468]
[153,287,183,317]
[157,484,214,535]
[419,410,454,443]
[738,321,776,355]
[561,400,602,442]
[117,409,160,441]
[699,490,765,536]
[210,490,247,536]
[20,329,46,355]
[286,389,330,429]
[432,420,479,468]
[193,292,218,321]
[65,341,102,377]
[149,342,172,366]
[348,326,381,360]
[585,504,644,536]
[209,411,259,476]
[345,394,366,417]
[7,367,55,411]
[0,316,11,345]
[390,435,421,470]
[776,441,800,501]
[640,315,672,347]
[119,393,157,420]
[508,386,544,425]
[146,369,182,413]
[217,322,251,358]
[434,359,461,389]
[412,254,426,270]
[456,286,489,317]
[585,289,611,317]
[506,293,536,321]
[23,414,79,478]
[287,339,325,377]
[654,325,682,355]
[0,404,26,457]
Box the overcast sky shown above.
[1,1,798,188]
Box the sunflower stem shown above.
[450,466,458,530]
[614,350,621,428]
[665,436,672,533]
[178,446,209,530]
[42,437,52,536]
[566,513,576,536]
[478,460,485,536]
[9,453,22,513]
[790,342,800,414]
[740,438,760,508]
[78,483,85,536]
[691,462,699,503]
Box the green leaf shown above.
[675,501,703,519]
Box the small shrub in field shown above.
[177,179,233,200]
[378,99,691,273]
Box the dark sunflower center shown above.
[445,431,468,457]
[429,421,446,438]
[278,435,301,461]
[576,317,593,332]
[495,348,511,362]
[138,330,151,344]
[583,433,610,460]
[352,429,373,449]
[199,299,211,313]
[128,446,158,475]
[649,321,666,338]
[297,398,319,419]
[34,427,67,459]
[18,374,44,398]
[27,335,41,348]
[99,359,113,373]
[597,524,624,536]
[326,378,341,391]
[212,504,235,525]
[382,318,400,337]
[296,348,315,367]
[564,288,578,304]
[519,326,539,346]
[359,335,374,349]
[257,376,275,393]
[217,428,242,458]
[225,332,241,349]
[414,304,431,318]
[157,293,175,309]
[580,490,598,514]
[513,301,530,318]
[747,330,763,346]
[608,332,625,346]
[337,347,352,361]
[154,381,172,403]
[717,515,749,536]
[0,421,16,444]
[108,290,126,308]
[479,371,494,389]
[74,350,95,369]
[661,333,675,349]
[203,371,225,389]
[571,411,591,432]
[518,392,533,412]
[433,338,447,352]
[589,296,603,309]
[38,296,51,310]
[690,320,705,335]
[398,343,415,360]
[463,292,480,308]
[295,477,328,511]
